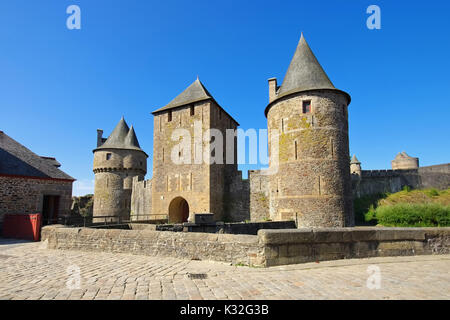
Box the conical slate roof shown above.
[95,117,144,152]
[152,78,212,114]
[278,33,335,96]
[350,155,360,164]
[265,34,350,116]
[124,126,141,149]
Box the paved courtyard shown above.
[0,238,449,300]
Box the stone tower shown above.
[93,117,147,221]
[350,155,362,176]
[151,78,239,223]
[265,34,354,227]
[391,151,419,170]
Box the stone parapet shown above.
[41,226,450,267]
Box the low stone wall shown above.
[259,227,450,266]
[41,225,263,266]
[41,225,450,267]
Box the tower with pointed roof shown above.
[350,155,362,176]
[92,117,148,221]
[151,78,239,223]
[265,34,354,227]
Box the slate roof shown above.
[265,34,350,116]
[152,79,240,125]
[0,131,75,180]
[40,156,62,168]
[94,117,146,154]
[350,155,361,164]
[152,79,212,114]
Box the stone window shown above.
[303,100,311,114]
[106,153,112,160]
[190,105,195,116]
[168,110,172,122]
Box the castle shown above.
[92,34,450,228]
[94,35,354,227]
[92,34,354,227]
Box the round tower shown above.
[391,151,419,170]
[92,117,147,222]
[265,34,353,227]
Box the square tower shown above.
[151,79,239,223]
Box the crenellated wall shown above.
[352,163,450,198]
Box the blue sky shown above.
[1,0,449,196]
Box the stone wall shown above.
[130,176,153,220]
[0,176,73,226]
[42,225,263,266]
[223,171,249,222]
[249,170,269,221]
[259,227,450,266]
[353,163,450,198]
[42,225,450,267]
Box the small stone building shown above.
[0,131,75,228]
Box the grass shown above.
[354,187,450,227]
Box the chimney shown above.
[268,78,278,103]
[97,129,104,147]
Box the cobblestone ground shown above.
[0,239,449,300]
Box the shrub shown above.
[425,188,440,197]
[353,193,387,225]
[365,203,450,227]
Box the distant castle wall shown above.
[352,163,450,198]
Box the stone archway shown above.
[168,197,189,223]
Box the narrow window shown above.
[106,153,112,160]
[303,100,311,114]
[168,110,172,122]
[294,141,298,160]
[190,105,195,116]
[281,119,285,133]
[162,148,165,163]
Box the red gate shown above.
[2,213,42,241]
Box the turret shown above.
[350,155,362,176]
[391,151,419,170]
[92,117,148,222]
[265,33,354,227]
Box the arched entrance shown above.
[168,197,189,223]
